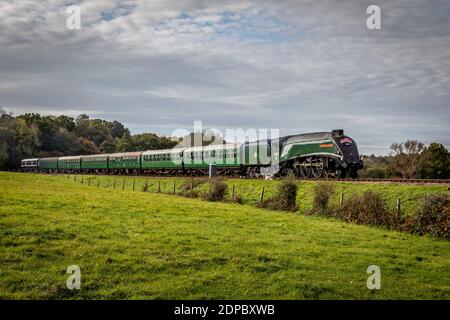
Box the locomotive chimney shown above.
[332,129,344,138]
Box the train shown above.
[20,129,363,178]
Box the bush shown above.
[337,191,395,227]
[179,178,205,198]
[229,194,243,204]
[257,180,298,212]
[405,193,449,239]
[180,178,205,192]
[311,183,335,215]
[203,179,228,202]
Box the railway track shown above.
[296,178,450,184]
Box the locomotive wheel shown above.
[299,165,311,178]
[311,160,324,179]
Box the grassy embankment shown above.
[0,172,449,299]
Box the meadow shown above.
[0,172,449,299]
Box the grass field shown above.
[58,174,448,215]
[0,172,449,299]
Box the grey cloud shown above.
[0,0,449,155]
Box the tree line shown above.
[1,111,448,178]
[0,111,176,169]
[360,140,449,179]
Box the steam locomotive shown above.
[21,129,363,178]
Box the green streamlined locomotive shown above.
[21,130,363,178]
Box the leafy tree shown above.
[419,143,449,179]
[388,140,425,178]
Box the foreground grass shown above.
[0,172,449,299]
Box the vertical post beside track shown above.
[259,187,265,203]
[396,198,401,219]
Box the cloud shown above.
[0,0,449,155]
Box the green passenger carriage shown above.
[81,154,109,170]
[108,152,141,171]
[141,149,183,171]
[58,156,82,171]
[37,157,58,171]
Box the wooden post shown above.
[396,198,401,219]
[190,182,193,193]
[81,176,84,184]
[74,175,77,181]
[133,179,136,191]
[340,192,344,206]
[122,178,125,190]
[113,178,116,189]
[158,180,161,193]
[259,187,265,203]
[173,180,176,194]
[232,184,235,200]
[97,179,100,188]
[88,178,91,186]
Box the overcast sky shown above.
[1,0,449,155]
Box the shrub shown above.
[180,178,205,192]
[257,180,298,212]
[337,191,395,227]
[311,183,335,215]
[405,193,449,239]
[203,179,228,202]
[179,178,205,198]
[229,194,243,204]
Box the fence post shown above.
[133,179,136,191]
[81,176,84,184]
[74,175,77,181]
[190,182,193,193]
[158,180,161,193]
[145,179,148,192]
[208,184,212,196]
[259,187,265,203]
[396,198,401,219]
[340,192,344,206]
[232,184,235,200]
[122,178,125,190]
[97,179,100,188]
[173,180,176,194]
[88,178,91,186]
[113,178,116,189]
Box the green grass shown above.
[61,174,448,215]
[0,172,449,299]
